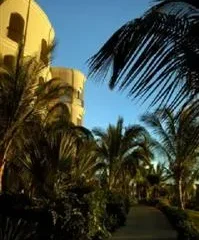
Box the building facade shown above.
[51,68,85,125]
[0,0,86,125]
[0,0,55,80]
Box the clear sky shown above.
[37,0,155,130]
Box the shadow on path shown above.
[110,205,178,240]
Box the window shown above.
[4,55,15,68]
[77,90,80,99]
[40,39,48,66]
[7,13,24,43]
[77,88,83,100]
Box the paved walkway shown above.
[110,205,178,240]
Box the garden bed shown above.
[157,201,199,240]
[186,210,199,230]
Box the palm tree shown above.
[93,117,151,191]
[1,101,73,196]
[0,46,72,191]
[141,106,199,209]
[2,104,101,199]
[118,138,153,195]
[146,162,169,199]
[88,0,199,109]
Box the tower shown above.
[51,68,86,125]
[0,0,86,125]
[0,0,55,80]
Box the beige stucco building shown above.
[51,68,85,125]
[0,0,55,80]
[0,0,86,125]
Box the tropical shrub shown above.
[158,201,199,240]
[0,192,89,239]
[49,190,89,240]
[86,190,110,240]
[104,191,130,232]
[0,215,37,240]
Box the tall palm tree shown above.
[88,0,199,109]
[141,106,199,209]
[93,117,151,191]
[0,46,72,191]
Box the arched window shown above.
[0,0,5,5]
[77,90,80,99]
[77,88,83,99]
[40,39,48,66]
[4,55,15,68]
[76,88,84,106]
[7,13,24,43]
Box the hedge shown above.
[158,201,199,240]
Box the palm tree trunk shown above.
[109,168,114,190]
[0,162,5,192]
[122,170,126,194]
[177,176,184,209]
[0,146,10,192]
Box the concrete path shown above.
[110,205,178,240]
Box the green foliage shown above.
[104,191,130,232]
[0,216,37,240]
[158,201,199,240]
[87,190,110,240]
[0,48,139,240]
[0,46,71,169]
[142,107,199,209]
[88,1,199,109]
[48,189,90,240]
[93,117,153,193]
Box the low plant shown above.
[104,191,130,232]
[158,200,199,240]
[0,215,37,240]
[50,191,89,240]
[86,190,110,240]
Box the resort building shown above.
[51,68,85,125]
[0,0,86,125]
[0,0,55,80]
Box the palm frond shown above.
[88,2,199,109]
[141,111,176,156]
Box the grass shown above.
[186,209,199,229]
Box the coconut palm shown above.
[0,45,72,191]
[147,162,169,185]
[146,162,169,199]
[117,137,154,195]
[141,106,199,209]
[88,0,199,109]
[93,117,151,191]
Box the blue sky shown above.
[38,0,154,130]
